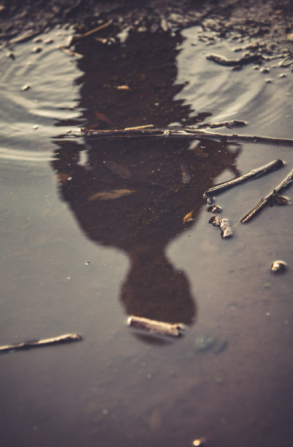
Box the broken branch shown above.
[203,159,284,198]
[67,127,293,147]
[241,168,293,223]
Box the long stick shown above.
[0,333,82,353]
[69,127,293,147]
[241,168,293,223]
[203,159,284,198]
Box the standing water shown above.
[1,18,293,447]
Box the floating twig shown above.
[67,127,293,147]
[241,168,293,223]
[127,315,185,337]
[68,20,112,46]
[203,159,284,198]
[0,333,82,353]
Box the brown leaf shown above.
[183,211,194,223]
[88,189,135,201]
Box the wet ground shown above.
[1,6,293,447]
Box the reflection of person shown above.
[52,28,240,335]
[52,135,239,329]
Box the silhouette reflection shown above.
[52,28,240,338]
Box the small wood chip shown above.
[128,316,185,337]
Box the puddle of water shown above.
[0,23,293,447]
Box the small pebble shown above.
[22,84,30,91]
[207,196,215,205]
[44,38,54,44]
[261,67,270,73]
[279,73,287,78]
[271,260,287,273]
[265,79,272,83]
[6,52,15,59]
[32,46,42,53]
[33,125,38,130]
[33,37,42,43]
[208,205,222,213]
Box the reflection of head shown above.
[121,249,195,325]
[52,28,241,332]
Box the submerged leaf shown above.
[88,189,135,201]
[104,160,131,178]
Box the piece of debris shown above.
[193,438,206,446]
[207,205,222,213]
[206,53,261,66]
[160,17,169,32]
[58,45,83,57]
[117,85,130,90]
[183,210,194,223]
[128,315,185,337]
[124,124,153,130]
[95,37,108,44]
[271,260,287,273]
[195,334,216,352]
[210,216,233,238]
[203,159,284,198]
[0,333,82,353]
[88,189,135,201]
[21,84,30,91]
[241,168,293,223]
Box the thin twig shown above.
[241,168,293,223]
[69,127,293,147]
[203,159,285,198]
[0,334,82,353]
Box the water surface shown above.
[1,23,293,447]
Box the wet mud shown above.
[1,2,293,447]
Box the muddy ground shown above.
[1,0,293,58]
